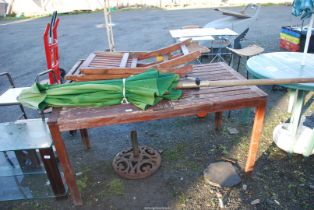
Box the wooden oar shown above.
[177,77,314,89]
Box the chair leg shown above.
[80,129,90,150]
[228,54,233,66]
[19,104,28,119]
[236,56,241,72]
[246,56,249,79]
[215,112,223,131]
[227,110,231,118]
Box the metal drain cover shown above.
[203,161,241,187]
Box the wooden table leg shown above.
[245,101,266,174]
[80,129,90,150]
[39,147,66,196]
[215,112,223,131]
[48,123,83,205]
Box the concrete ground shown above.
[0,5,313,210]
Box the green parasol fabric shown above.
[18,69,182,111]
[292,0,314,19]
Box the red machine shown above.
[43,11,62,84]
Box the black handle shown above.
[49,11,58,38]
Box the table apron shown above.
[56,98,267,131]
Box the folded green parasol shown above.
[18,69,182,111]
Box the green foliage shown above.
[106,178,124,196]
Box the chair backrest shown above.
[43,12,61,84]
[204,4,260,35]
[233,28,250,49]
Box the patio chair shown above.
[200,4,261,51]
[227,44,264,78]
[0,70,58,172]
[65,39,201,81]
[0,72,28,119]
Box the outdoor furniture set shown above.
[2,3,314,206]
[0,28,270,204]
[169,4,263,64]
[48,61,268,205]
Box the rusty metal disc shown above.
[112,145,161,179]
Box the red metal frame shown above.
[43,18,61,84]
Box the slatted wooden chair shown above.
[227,44,264,78]
[65,39,201,81]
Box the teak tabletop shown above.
[48,62,267,205]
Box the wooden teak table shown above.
[48,62,267,205]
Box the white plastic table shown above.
[169,28,238,38]
[170,28,238,63]
[247,52,314,156]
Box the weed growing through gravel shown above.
[106,178,124,196]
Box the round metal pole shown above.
[104,0,115,52]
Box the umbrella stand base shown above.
[112,131,161,179]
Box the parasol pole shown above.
[302,13,314,65]
[177,77,314,89]
[104,0,115,52]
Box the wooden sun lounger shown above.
[215,8,251,19]
[65,39,201,81]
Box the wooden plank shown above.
[119,53,129,68]
[80,67,149,75]
[68,66,192,81]
[181,86,250,97]
[137,39,192,60]
[80,53,96,69]
[94,51,123,57]
[66,74,133,81]
[216,8,251,19]
[158,65,192,77]
[158,51,201,68]
[65,59,85,81]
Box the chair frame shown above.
[0,72,27,119]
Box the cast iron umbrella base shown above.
[112,131,161,179]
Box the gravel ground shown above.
[0,5,313,210]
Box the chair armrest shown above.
[35,69,57,84]
[0,72,15,88]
